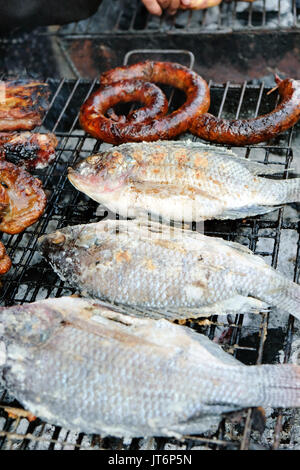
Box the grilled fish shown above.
[68,140,300,222]
[39,219,300,320]
[1,296,300,438]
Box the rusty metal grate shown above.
[0,50,299,450]
[49,0,300,37]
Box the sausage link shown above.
[79,79,168,144]
[190,76,300,146]
[80,61,210,144]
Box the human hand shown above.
[141,0,222,15]
[179,0,222,9]
[141,0,181,16]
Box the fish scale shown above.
[39,219,300,320]
[1,297,300,437]
[68,140,300,222]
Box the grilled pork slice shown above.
[0,132,57,169]
[0,80,50,132]
[0,160,46,234]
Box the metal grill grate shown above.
[51,0,300,36]
[0,51,299,450]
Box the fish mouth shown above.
[67,167,81,185]
[38,232,67,258]
[67,168,94,197]
[68,167,96,191]
[68,168,101,201]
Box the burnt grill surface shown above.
[0,56,300,449]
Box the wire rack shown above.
[52,0,300,36]
[0,50,299,450]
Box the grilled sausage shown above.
[79,79,169,144]
[190,76,300,146]
[80,61,210,144]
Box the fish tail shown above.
[210,363,300,410]
[279,178,300,204]
[261,278,300,320]
[257,364,300,408]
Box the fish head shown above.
[0,301,64,355]
[38,223,111,279]
[38,226,82,279]
[68,149,137,202]
[39,228,69,254]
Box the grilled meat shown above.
[68,141,300,222]
[79,79,169,144]
[80,62,210,144]
[0,80,50,132]
[191,76,300,145]
[0,160,46,234]
[39,219,300,320]
[0,132,57,169]
[0,241,11,275]
[0,296,300,437]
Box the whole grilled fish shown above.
[68,140,300,221]
[1,296,300,438]
[39,219,300,320]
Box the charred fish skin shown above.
[39,219,300,321]
[67,140,300,222]
[1,296,300,438]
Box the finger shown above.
[180,0,222,9]
[157,0,173,10]
[180,0,191,7]
[167,0,180,15]
[141,0,163,15]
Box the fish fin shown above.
[214,239,271,269]
[175,296,270,318]
[257,364,300,408]
[168,414,222,437]
[129,213,191,230]
[218,204,281,220]
[104,296,270,321]
[182,328,241,366]
[211,238,254,255]
[281,178,300,204]
[241,160,282,176]
[262,280,300,320]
